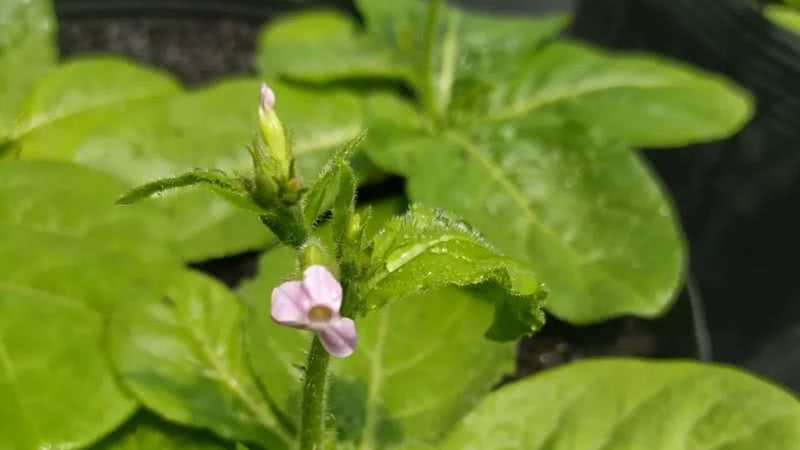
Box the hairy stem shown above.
[299,336,331,450]
[260,205,308,249]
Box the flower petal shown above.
[271,281,311,328]
[302,265,342,312]
[318,317,356,357]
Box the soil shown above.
[55,0,800,390]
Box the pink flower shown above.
[271,265,357,357]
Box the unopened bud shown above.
[277,176,303,205]
[257,83,290,178]
[259,84,275,113]
[347,213,362,240]
[302,240,330,268]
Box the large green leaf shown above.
[0,160,178,261]
[239,242,516,449]
[17,77,362,261]
[239,246,309,428]
[0,226,147,450]
[108,268,294,448]
[256,0,566,96]
[439,359,800,450]
[12,57,181,155]
[354,205,546,339]
[365,96,683,324]
[330,287,515,449]
[462,41,752,147]
[0,0,56,143]
[257,10,407,82]
[90,413,231,450]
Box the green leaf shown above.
[353,205,546,339]
[439,359,800,450]
[364,103,684,324]
[303,133,363,228]
[330,288,515,449]
[108,269,294,448]
[766,5,800,33]
[463,41,752,147]
[0,160,178,262]
[0,226,149,450]
[116,168,263,213]
[12,57,181,153]
[257,1,566,105]
[90,413,231,450]
[240,246,308,427]
[257,10,407,82]
[0,0,57,143]
[239,237,516,448]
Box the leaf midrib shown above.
[358,308,390,450]
[485,76,675,122]
[443,130,652,310]
[0,328,35,450]
[173,297,294,446]
[0,281,100,450]
[13,89,178,140]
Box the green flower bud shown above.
[302,240,332,268]
[282,176,305,205]
[347,212,362,241]
[258,83,291,179]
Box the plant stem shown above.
[421,0,443,119]
[260,205,308,249]
[299,336,331,450]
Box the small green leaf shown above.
[303,133,363,228]
[108,269,294,448]
[90,413,231,450]
[354,205,546,340]
[239,226,516,448]
[463,41,752,147]
[116,168,262,212]
[766,5,800,33]
[439,359,800,450]
[0,0,57,143]
[0,226,149,450]
[12,57,181,152]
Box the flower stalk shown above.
[299,337,330,450]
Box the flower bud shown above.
[258,83,291,179]
[282,176,305,205]
[347,212,362,241]
[302,240,331,268]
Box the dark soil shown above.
[55,0,800,390]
